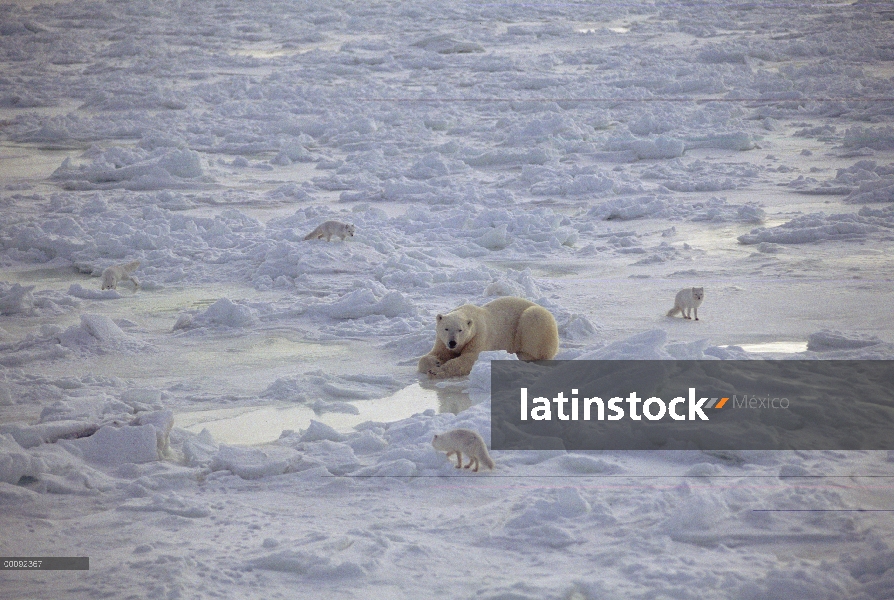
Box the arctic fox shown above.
[304,220,355,241]
[667,287,704,320]
[432,429,494,472]
[101,260,141,290]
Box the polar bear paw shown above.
[418,354,442,374]
[427,366,449,379]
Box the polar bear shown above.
[418,296,559,379]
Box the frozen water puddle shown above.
[575,14,652,34]
[734,341,808,354]
[178,383,472,446]
[577,25,629,34]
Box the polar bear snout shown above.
[447,340,457,349]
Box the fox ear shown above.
[437,314,443,321]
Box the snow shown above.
[737,208,894,245]
[0,283,35,314]
[174,297,258,329]
[2,0,894,598]
[61,423,161,466]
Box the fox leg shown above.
[694,307,699,321]
[454,451,463,468]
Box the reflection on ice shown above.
[178,382,472,446]
[735,341,808,354]
[577,26,630,34]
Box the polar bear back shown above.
[478,296,537,351]
[479,296,558,359]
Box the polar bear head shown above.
[436,311,475,352]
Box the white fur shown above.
[304,220,355,241]
[432,429,494,472]
[101,260,141,290]
[418,296,559,379]
[667,287,704,320]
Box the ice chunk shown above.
[0,283,35,315]
[412,34,484,54]
[738,212,882,244]
[182,429,218,467]
[175,298,258,329]
[0,434,39,484]
[299,420,346,443]
[61,424,160,465]
[119,492,210,518]
[52,147,205,191]
[0,420,100,449]
[67,283,123,300]
[806,330,883,352]
[606,135,684,160]
[578,329,672,360]
[134,410,174,456]
[311,288,416,319]
[210,445,298,479]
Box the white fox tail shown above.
[667,306,681,317]
[123,260,141,273]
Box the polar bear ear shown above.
[437,314,443,321]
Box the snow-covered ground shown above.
[2,0,894,597]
